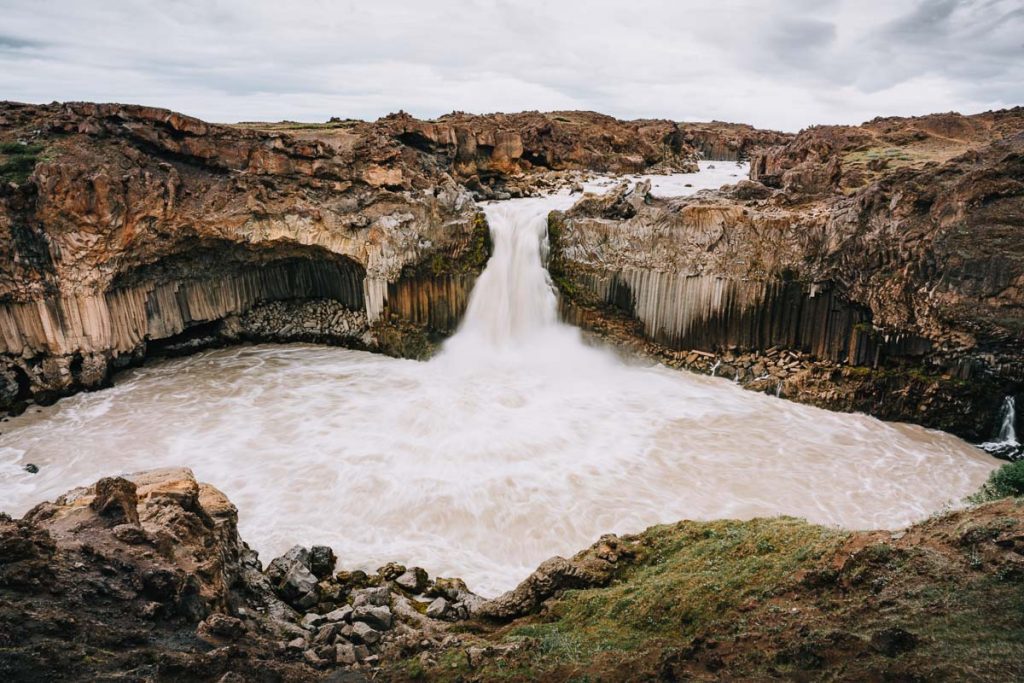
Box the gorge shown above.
[1,101,1024,681]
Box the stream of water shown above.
[0,163,999,597]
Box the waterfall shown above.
[436,196,589,369]
[996,396,1018,444]
[979,395,1022,460]
[450,200,562,345]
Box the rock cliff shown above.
[551,108,1024,439]
[0,102,709,410]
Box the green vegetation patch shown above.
[971,460,1024,502]
[0,141,46,184]
[504,517,846,665]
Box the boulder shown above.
[352,604,393,631]
[309,545,337,579]
[425,597,450,620]
[351,621,381,646]
[394,567,429,594]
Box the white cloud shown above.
[0,0,1019,130]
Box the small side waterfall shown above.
[996,396,1018,444]
[981,395,1022,460]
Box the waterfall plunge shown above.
[0,166,1000,597]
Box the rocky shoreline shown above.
[2,466,1023,681]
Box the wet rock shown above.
[377,562,406,581]
[280,563,320,608]
[266,545,311,584]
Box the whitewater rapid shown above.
[0,162,999,597]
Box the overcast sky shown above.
[0,0,1021,131]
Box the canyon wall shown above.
[0,102,707,408]
[551,109,1024,440]
[4,100,1023,439]
[0,102,496,406]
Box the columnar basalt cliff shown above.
[3,101,1024,440]
[0,102,711,408]
[551,109,1024,440]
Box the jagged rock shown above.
[427,577,486,614]
[302,648,325,668]
[555,110,1024,439]
[112,523,150,545]
[394,567,428,593]
[352,604,393,631]
[312,621,343,647]
[425,597,450,620]
[477,536,628,621]
[325,604,353,623]
[265,545,311,585]
[729,179,773,200]
[351,621,381,646]
[89,477,140,526]
[199,614,245,641]
[309,545,337,579]
[351,586,390,607]
[301,611,328,630]
[280,562,320,608]
[377,562,406,581]
[335,642,357,665]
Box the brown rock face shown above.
[552,108,1024,439]
[375,109,700,180]
[677,120,793,161]
[0,468,325,680]
[0,101,490,405]
[0,102,707,408]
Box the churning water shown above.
[0,163,999,596]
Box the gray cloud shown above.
[0,0,1019,131]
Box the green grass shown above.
[0,141,46,184]
[498,518,846,666]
